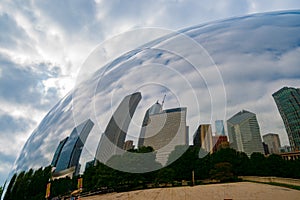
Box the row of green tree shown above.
[84,146,300,192]
[3,166,79,200]
[3,166,52,200]
[3,146,300,199]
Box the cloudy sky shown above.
[1,0,300,186]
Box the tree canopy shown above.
[3,146,300,199]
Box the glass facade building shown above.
[272,87,300,151]
[227,110,264,157]
[215,120,225,136]
[51,137,69,167]
[138,104,188,165]
[95,92,142,163]
[54,119,94,173]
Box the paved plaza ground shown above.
[81,182,300,200]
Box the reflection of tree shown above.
[51,177,77,197]
[166,145,189,166]
[210,148,250,176]
[84,146,162,192]
[249,152,267,176]
[3,174,16,200]
[84,161,119,191]
[106,146,162,173]
[209,162,236,182]
[3,147,300,198]
[166,145,200,181]
[155,168,175,186]
[4,166,52,200]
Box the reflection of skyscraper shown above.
[54,119,94,175]
[138,102,188,165]
[193,124,213,154]
[215,120,225,136]
[95,92,142,163]
[263,133,281,154]
[138,101,163,147]
[51,137,69,167]
[227,110,264,156]
[272,87,300,151]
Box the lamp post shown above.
[192,170,195,186]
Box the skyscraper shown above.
[138,102,188,165]
[95,92,142,163]
[51,137,69,167]
[215,120,225,136]
[54,119,94,175]
[193,124,213,154]
[272,87,300,151]
[138,101,163,147]
[263,133,281,154]
[227,110,264,156]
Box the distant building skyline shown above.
[52,89,299,177]
[227,110,264,156]
[272,86,300,151]
[263,133,281,154]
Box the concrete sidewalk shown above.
[81,182,300,200]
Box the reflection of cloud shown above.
[2,10,300,190]
[0,0,299,190]
[184,12,300,143]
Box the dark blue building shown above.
[54,119,94,174]
[51,137,69,167]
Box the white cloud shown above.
[0,0,300,187]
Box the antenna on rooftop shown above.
[161,94,166,108]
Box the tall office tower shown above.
[193,124,213,154]
[138,101,163,147]
[95,92,142,163]
[138,103,188,165]
[272,87,300,151]
[54,119,94,175]
[227,110,264,157]
[263,133,281,154]
[215,120,226,136]
[51,137,69,167]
